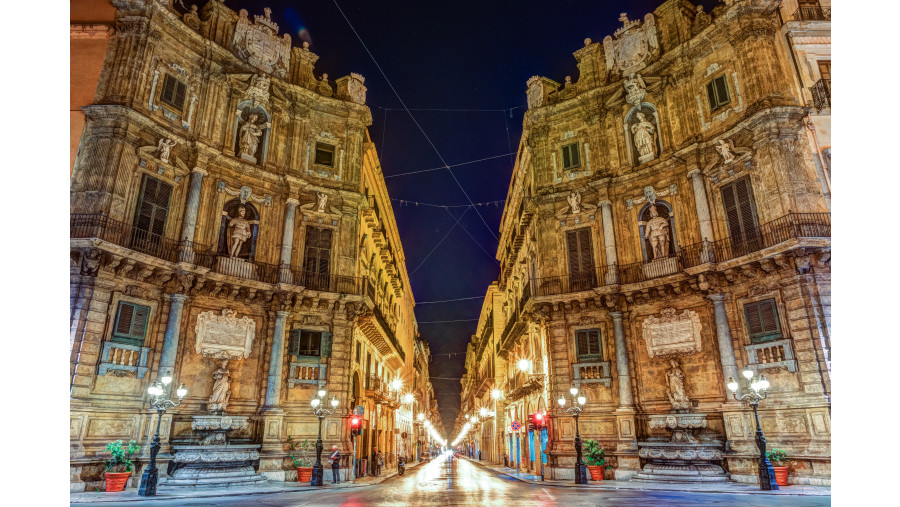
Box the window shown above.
[744,299,782,343]
[111,302,150,346]
[575,329,602,360]
[315,143,335,167]
[160,74,187,111]
[303,227,333,290]
[561,143,581,170]
[288,330,332,357]
[720,176,761,254]
[817,60,831,81]
[565,227,596,291]
[132,175,172,251]
[356,341,361,363]
[706,75,730,111]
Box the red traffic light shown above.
[532,411,546,428]
[350,416,363,435]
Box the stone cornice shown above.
[70,23,114,40]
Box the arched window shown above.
[638,200,677,262]
[217,199,260,260]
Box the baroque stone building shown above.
[458,0,830,485]
[69,0,438,491]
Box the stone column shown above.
[609,311,633,407]
[688,169,715,263]
[178,168,207,262]
[708,293,740,393]
[599,200,619,283]
[265,310,291,407]
[279,198,299,283]
[610,311,638,475]
[158,294,188,379]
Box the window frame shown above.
[289,329,324,357]
[159,74,188,111]
[110,301,152,346]
[743,298,783,344]
[706,75,731,112]
[561,142,581,170]
[574,328,602,361]
[314,142,336,167]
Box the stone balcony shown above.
[744,338,798,373]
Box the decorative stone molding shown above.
[194,309,257,360]
[638,446,722,461]
[641,308,703,358]
[217,181,272,207]
[602,12,660,76]
[625,185,678,209]
[231,8,291,78]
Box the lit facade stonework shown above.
[459,0,830,486]
[69,0,435,491]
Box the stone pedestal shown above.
[633,413,729,483]
[162,444,266,488]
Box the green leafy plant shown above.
[287,435,315,468]
[583,439,612,469]
[766,448,789,467]
[104,440,141,473]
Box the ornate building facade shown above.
[69,0,438,491]
[458,0,830,486]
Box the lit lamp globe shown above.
[479,407,488,418]
[491,389,502,400]
[317,388,326,398]
[570,386,578,396]
[557,395,566,407]
[759,375,770,390]
[403,393,414,404]
[311,398,321,408]
[517,359,530,372]
[577,395,586,406]
[161,375,173,386]
[742,369,754,380]
[330,397,339,408]
[176,383,188,398]
[727,377,739,393]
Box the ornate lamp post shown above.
[138,376,187,496]
[727,368,779,491]
[310,388,339,486]
[558,386,587,484]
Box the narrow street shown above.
[81,453,831,506]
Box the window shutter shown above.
[562,146,571,169]
[589,330,600,357]
[715,76,729,105]
[706,81,716,110]
[162,75,176,103]
[132,305,149,339]
[578,228,595,274]
[734,177,758,240]
[566,230,581,276]
[721,176,759,245]
[576,330,588,357]
[745,304,763,335]
[745,299,782,343]
[288,329,301,356]
[321,332,333,357]
[174,81,187,109]
[759,300,779,334]
[571,144,581,168]
[115,303,134,336]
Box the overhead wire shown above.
[443,207,501,266]
[408,208,469,276]
[383,152,516,179]
[415,295,485,305]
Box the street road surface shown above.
[80,452,830,506]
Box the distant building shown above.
[459,0,830,486]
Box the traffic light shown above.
[350,415,363,436]
[534,411,546,428]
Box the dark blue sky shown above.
[228,0,717,435]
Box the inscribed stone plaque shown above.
[195,309,256,360]
[641,308,702,358]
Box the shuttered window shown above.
[288,330,326,356]
[575,329,602,360]
[111,302,150,346]
[315,143,335,167]
[561,143,581,170]
[744,299,782,343]
[566,228,596,291]
[706,75,730,111]
[720,176,760,254]
[817,60,831,80]
[303,227,333,290]
[133,175,172,250]
[160,74,187,111]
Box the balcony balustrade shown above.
[572,361,612,387]
[287,362,327,387]
[97,342,151,379]
[810,78,831,112]
[745,339,798,373]
[793,5,830,21]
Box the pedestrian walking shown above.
[376,450,384,476]
[329,445,341,484]
[370,447,378,476]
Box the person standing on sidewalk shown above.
[376,450,384,476]
[370,447,378,476]
[329,445,341,484]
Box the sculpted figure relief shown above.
[225,205,256,257]
[624,73,647,106]
[692,5,712,35]
[208,359,231,413]
[644,204,670,259]
[715,139,736,164]
[631,112,657,162]
[183,5,201,31]
[156,138,176,164]
[316,192,329,213]
[238,113,269,161]
[567,191,582,214]
[666,358,691,411]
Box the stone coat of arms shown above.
[603,13,660,76]
[231,8,291,78]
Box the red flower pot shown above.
[297,467,313,482]
[104,472,131,492]
[587,465,605,481]
[773,466,789,486]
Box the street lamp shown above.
[558,386,587,484]
[310,388,339,486]
[138,376,187,496]
[727,368,779,491]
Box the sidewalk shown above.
[70,460,425,503]
[466,458,831,497]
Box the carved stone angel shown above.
[567,191,582,214]
[156,138,176,164]
[316,192,328,213]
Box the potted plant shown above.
[287,435,315,482]
[583,439,612,481]
[103,440,140,492]
[766,448,790,486]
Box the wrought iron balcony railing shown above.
[810,78,831,112]
[793,5,830,21]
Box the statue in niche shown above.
[715,139,736,164]
[225,205,256,257]
[631,112,658,163]
[183,5,201,31]
[567,191,581,214]
[208,359,232,413]
[692,5,711,35]
[156,138,176,164]
[316,192,329,213]
[644,204,671,260]
[666,358,691,412]
[238,113,269,162]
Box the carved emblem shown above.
[246,74,270,106]
[641,308,703,358]
[231,8,291,78]
[625,184,678,209]
[194,308,257,360]
[603,13,660,76]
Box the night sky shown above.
[226,0,718,436]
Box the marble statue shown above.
[238,113,268,160]
[226,206,254,257]
[631,112,657,162]
[156,138,176,164]
[316,192,328,213]
[567,191,581,214]
[666,358,691,411]
[715,139,736,164]
[208,359,231,413]
[644,204,670,259]
[624,73,647,106]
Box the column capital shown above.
[686,168,702,179]
[276,310,292,318]
[707,293,726,303]
[168,293,189,303]
[191,167,208,176]
[286,197,300,206]
[598,199,612,208]
[609,310,624,320]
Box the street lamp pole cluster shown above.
[310,388,339,486]
[558,386,587,485]
[727,368,779,491]
[138,375,187,497]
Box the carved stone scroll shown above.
[194,309,256,360]
[641,308,702,358]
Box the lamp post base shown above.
[137,466,158,496]
[310,464,324,486]
[758,458,779,491]
[574,463,588,484]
